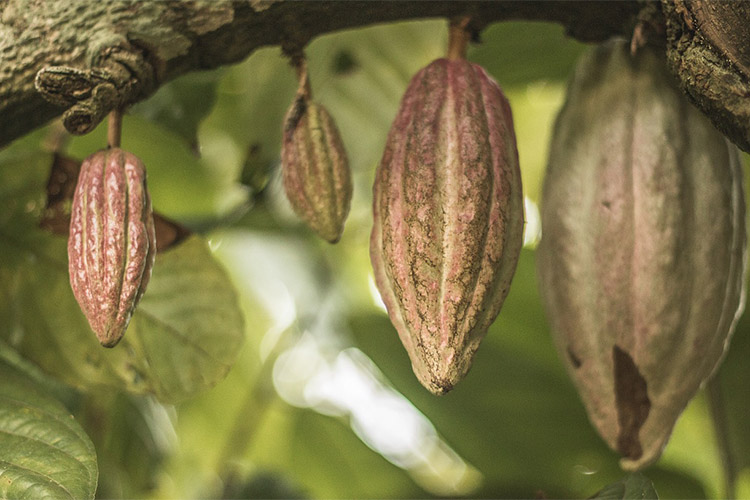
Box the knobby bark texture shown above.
[0,0,748,151]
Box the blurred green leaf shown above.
[0,354,97,499]
[245,407,429,499]
[154,229,429,499]
[82,393,173,499]
[221,469,307,499]
[131,70,224,149]
[717,302,750,474]
[199,47,298,200]
[349,249,708,498]
[0,148,245,403]
[469,22,586,88]
[130,236,246,401]
[65,115,248,228]
[590,473,658,500]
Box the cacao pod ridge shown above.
[371,58,524,395]
[537,40,747,470]
[68,147,156,347]
[281,94,352,244]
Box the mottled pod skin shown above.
[371,58,525,395]
[281,96,352,243]
[68,148,156,347]
[537,41,747,470]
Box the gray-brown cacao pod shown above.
[282,95,352,243]
[68,148,156,347]
[371,58,525,395]
[537,41,747,470]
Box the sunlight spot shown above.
[523,196,541,248]
[272,332,325,408]
[368,274,387,312]
[207,236,223,252]
[574,464,599,476]
[273,335,482,496]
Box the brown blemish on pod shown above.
[613,345,651,460]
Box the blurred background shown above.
[2,19,749,499]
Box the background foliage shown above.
[1,19,749,499]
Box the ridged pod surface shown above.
[537,41,747,470]
[282,96,352,243]
[68,148,156,347]
[371,58,524,395]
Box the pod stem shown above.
[707,375,737,499]
[107,109,123,149]
[290,52,312,100]
[447,17,471,60]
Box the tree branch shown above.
[1,1,749,153]
[0,0,642,149]
[663,0,750,152]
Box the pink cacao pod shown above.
[371,58,525,395]
[282,96,352,243]
[537,41,747,470]
[68,148,156,347]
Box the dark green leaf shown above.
[0,354,97,499]
[83,393,173,499]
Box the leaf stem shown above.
[707,375,737,499]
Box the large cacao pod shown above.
[537,41,747,470]
[68,148,156,347]
[371,58,525,395]
[281,95,352,243]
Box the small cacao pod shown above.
[537,41,747,470]
[68,148,156,347]
[281,94,352,243]
[371,58,525,395]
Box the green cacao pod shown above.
[371,58,525,395]
[68,148,156,347]
[537,41,747,470]
[281,95,352,243]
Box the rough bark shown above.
[0,0,749,152]
[663,0,750,152]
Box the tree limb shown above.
[663,0,750,152]
[2,0,749,153]
[0,0,642,149]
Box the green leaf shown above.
[65,115,248,227]
[0,148,245,403]
[127,236,246,402]
[131,70,224,148]
[468,22,586,87]
[590,473,659,500]
[199,47,298,200]
[0,355,97,499]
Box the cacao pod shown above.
[68,148,156,347]
[281,95,352,243]
[371,58,525,395]
[537,41,747,470]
